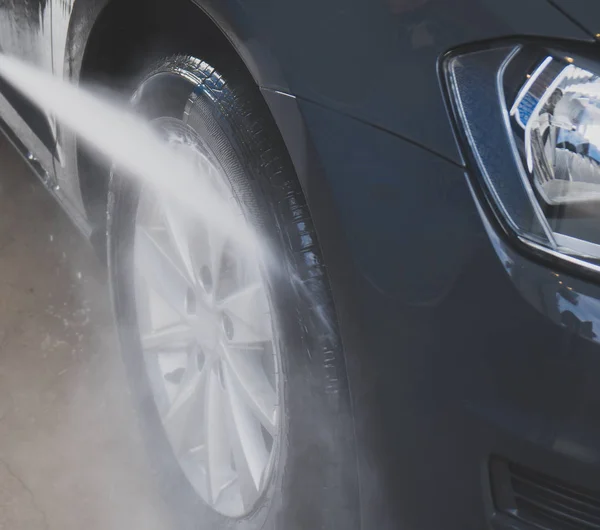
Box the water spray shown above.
[0,53,334,336]
[0,53,256,251]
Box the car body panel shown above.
[51,0,92,228]
[1,0,593,234]
[2,2,600,530]
[551,0,600,38]
[0,0,89,234]
[230,0,590,164]
[58,0,595,172]
[0,0,56,172]
[287,97,600,529]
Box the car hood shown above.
[550,0,600,37]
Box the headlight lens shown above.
[513,59,600,206]
[447,44,600,268]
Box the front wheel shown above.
[107,54,359,529]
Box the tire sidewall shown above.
[108,55,358,530]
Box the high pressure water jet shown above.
[0,53,256,251]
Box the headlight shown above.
[446,44,600,269]
[513,58,600,205]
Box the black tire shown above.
[107,54,359,529]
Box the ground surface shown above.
[0,138,169,529]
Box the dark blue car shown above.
[1,1,600,529]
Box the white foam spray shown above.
[0,53,339,334]
[0,53,255,250]
[0,54,352,525]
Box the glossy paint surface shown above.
[551,0,600,37]
[0,0,84,230]
[286,97,600,529]
[2,1,600,530]
[0,0,55,169]
[1,0,594,229]
[198,0,591,163]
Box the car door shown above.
[0,0,57,177]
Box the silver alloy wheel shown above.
[132,128,282,518]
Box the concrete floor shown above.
[0,138,170,529]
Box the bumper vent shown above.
[491,459,600,530]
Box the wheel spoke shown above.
[162,200,196,284]
[222,365,270,503]
[218,283,272,347]
[199,154,238,291]
[134,144,282,517]
[205,227,228,298]
[135,225,195,320]
[141,323,194,353]
[209,229,228,297]
[221,345,277,434]
[184,217,228,299]
[163,363,207,454]
[205,368,236,505]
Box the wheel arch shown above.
[66,0,293,234]
[67,6,363,521]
